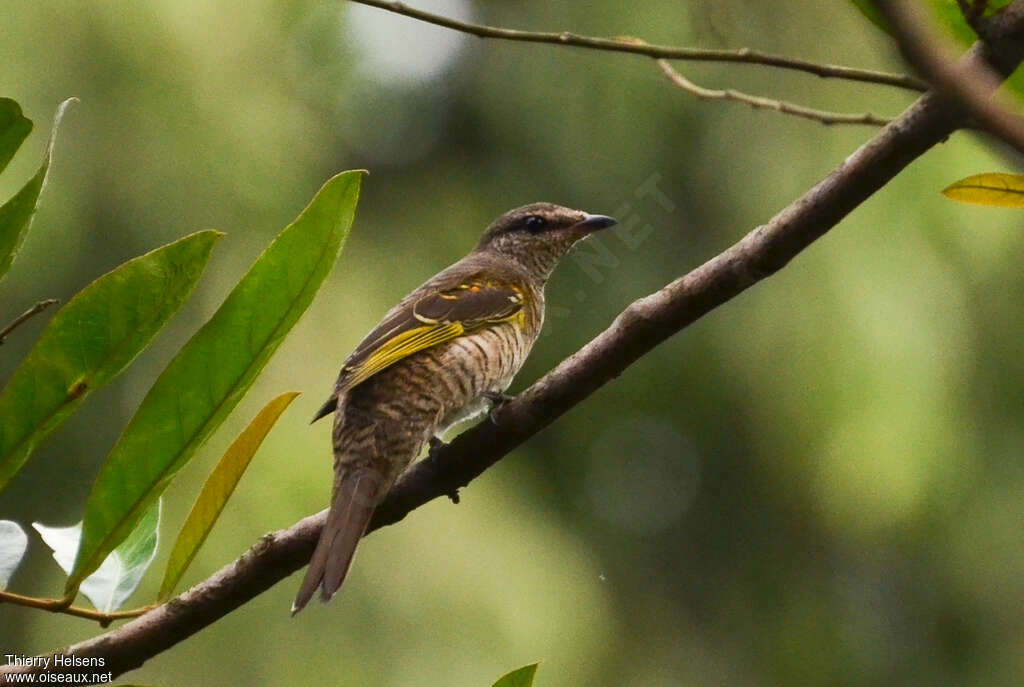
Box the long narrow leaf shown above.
[0,98,33,175]
[0,98,74,284]
[0,230,222,491]
[158,391,299,600]
[941,172,1024,207]
[0,520,28,588]
[34,501,160,612]
[67,170,363,595]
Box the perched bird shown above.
[292,203,616,613]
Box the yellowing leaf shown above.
[158,391,299,601]
[941,172,1024,208]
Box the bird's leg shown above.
[427,435,460,504]
[482,391,515,425]
[427,435,447,456]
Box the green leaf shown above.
[492,663,539,687]
[67,169,364,596]
[930,0,981,45]
[158,391,300,600]
[0,230,222,492]
[849,0,892,34]
[941,172,1024,207]
[0,98,74,285]
[849,1,1014,41]
[855,0,1024,105]
[0,520,28,589]
[33,500,161,612]
[0,98,33,175]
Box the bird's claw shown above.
[482,391,515,424]
[482,391,514,405]
[427,435,447,460]
[426,437,460,503]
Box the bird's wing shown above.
[312,279,524,421]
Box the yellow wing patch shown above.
[336,321,465,394]
[314,279,526,416]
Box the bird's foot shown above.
[482,391,515,424]
[427,435,447,458]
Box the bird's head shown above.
[475,203,617,279]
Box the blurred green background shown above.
[2,1,1023,685]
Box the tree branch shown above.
[878,0,1024,153]
[0,299,59,346]
[347,0,928,92]
[0,589,150,627]
[656,59,892,127]
[7,4,1024,685]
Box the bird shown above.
[292,202,617,613]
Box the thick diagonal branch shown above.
[6,6,1024,686]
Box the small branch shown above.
[657,60,892,127]
[878,0,1024,154]
[0,299,59,345]
[347,0,928,92]
[0,589,152,628]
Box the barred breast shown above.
[433,315,538,430]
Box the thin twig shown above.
[656,59,892,127]
[878,0,1024,154]
[347,0,928,92]
[0,299,59,345]
[0,589,152,628]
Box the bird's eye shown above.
[524,215,546,232]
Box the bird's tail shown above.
[292,467,383,614]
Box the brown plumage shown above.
[292,203,616,613]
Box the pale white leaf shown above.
[0,520,28,588]
[33,500,161,612]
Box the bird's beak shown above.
[574,213,617,232]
